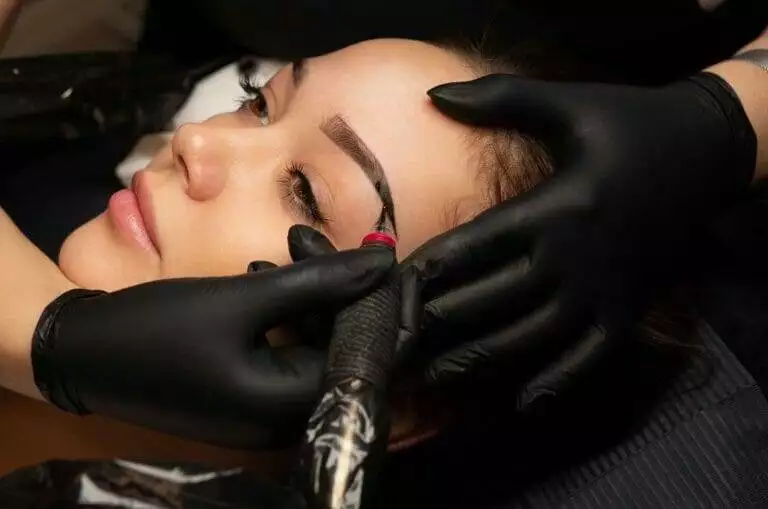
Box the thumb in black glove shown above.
[398,72,756,408]
[32,225,394,449]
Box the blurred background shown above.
[1,0,146,58]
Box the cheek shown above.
[59,215,159,291]
[156,173,297,278]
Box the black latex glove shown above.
[398,72,757,407]
[32,225,394,449]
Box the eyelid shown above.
[301,165,336,229]
[312,170,335,224]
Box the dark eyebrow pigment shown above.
[320,114,397,233]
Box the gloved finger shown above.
[427,74,566,133]
[516,325,610,412]
[286,225,344,349]
[423,256,554,334]
[396,256,546,371]
[247,264,282,348]
[423,299,576,386]
[248,261,278,273]
[288,224,338,261]
[401,206,532,299]
[402,176,574,299]
[395,263,426,368]
[257,245,395,329]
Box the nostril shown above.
[171,123,227,201]
[174,152,188,180]
[172,151,192,194]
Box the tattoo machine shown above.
[295,205,400,509]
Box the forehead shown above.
[296,39,485,252]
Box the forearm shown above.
[0,208,76,399]
[707,29,768,180]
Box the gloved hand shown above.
[32,225,394,449]
[398,72,757,408]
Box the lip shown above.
[131,171,161,255]
[106,171,160,255]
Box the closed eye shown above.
[278,162,328,226]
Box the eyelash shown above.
[238,73,326,226]
[277,162,328,226]
[238,74,270,126]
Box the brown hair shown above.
[433,39,555,227]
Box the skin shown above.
[0,39,485,474]
[59,38,484,290]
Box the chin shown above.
[59,215,157,291]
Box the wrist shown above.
[32,288,106,413]
[0,274,78,400]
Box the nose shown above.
[171,123,232,201]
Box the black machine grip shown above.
[298,249,401,509]
[324,264,400,388]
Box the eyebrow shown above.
[291,59,397,232]
[320,114,397,233]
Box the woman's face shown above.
[60,39,483,290]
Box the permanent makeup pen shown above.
[296,204,399,509]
